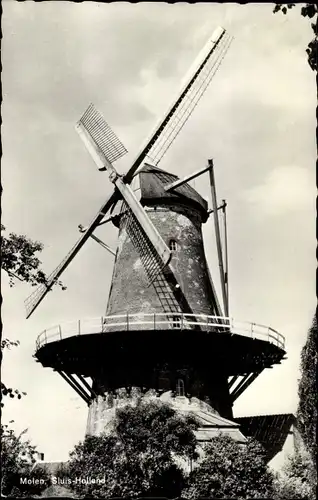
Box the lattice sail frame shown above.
[119,201,185,320]
[79,104,127,165]
[120,200,168,284]
[146,31,233,166]
[24,235,85,318]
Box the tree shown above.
[273,3,317,71]
[1,225,65,496]
[66,398,199,498]
[1,339,27,407]
[1,423,50,498]
[183,434,275,499]
[1,225,66,406]
[296,315,317,461]
[274,314,317,500]
[1,339,49,497]
[1,224,66,289]
[274,450,317,500]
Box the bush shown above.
[1,424,50,497]
[66,399,199,498]
[183,434,275,499]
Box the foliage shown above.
[1,225,66,496]
[182,434,275,499]
[1,224,66,289]
[274,450,317,500]
[1,339,27,408]
[296,315,317,461]
[1,423,50,498]
[1,225,66,406]
[273,3,317,71]
[66,399,199,498]
[274,315,317,499]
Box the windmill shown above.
[26,27,288,455]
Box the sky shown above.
[1,2,316,463]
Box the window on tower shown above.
[176,378,185,397]
[169,239,178,252]
[172,315,181,329]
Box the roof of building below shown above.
[167,395,247,444]
[235,413,295,462]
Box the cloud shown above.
[243,165,314,215]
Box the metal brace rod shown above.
[76,374,98,399]
[79,213,119,232]
[208,159,228,317]
[230,374,249,397]
[90,234,116,256]
[207,201,226,215]
[78,225,116,256]
[221,199,229,316]
[57,370,90,404]
[228,374,239,389]
[231,370,263,402]
[164,165,212,192]
[66,372,93,403]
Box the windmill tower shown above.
[26,27,286,445]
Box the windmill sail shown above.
[78,104,127,167]
[24,192,117,318]
[76,105,172,276]
[25,25,232,319]
[147,32,233,165]
[76,107,195,320]
[123,26,232,184]
[121,201,166,284]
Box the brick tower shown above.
[86,163,233,434]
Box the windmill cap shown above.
[135,163,209,222]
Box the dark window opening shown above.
[169,239,178,252]
[172,315,181,329]
[176,378,185,397]
[158,377,171,391]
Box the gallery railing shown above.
[35,313,285,351]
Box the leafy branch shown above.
[273,3,317,71]
[1,224,66,290]
[0,340,27,408]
